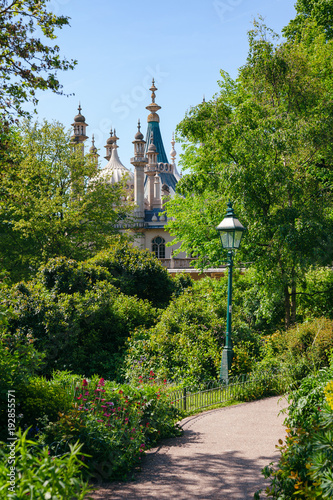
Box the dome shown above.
[73,104,86,123]
[135,130,144,140]
[99,147,134,184]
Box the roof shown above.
[99,147,134,184]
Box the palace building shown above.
[70,80,224,279]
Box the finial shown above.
[150,79,157,103]
[137,119,141,132]
[170,132,177,164]
[202,95,206,103]
[78,102,82,114]
[92,134,95,146]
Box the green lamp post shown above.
[216,201,246,384]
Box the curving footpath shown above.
[89,396,288,500]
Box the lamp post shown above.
[216,201,246,384]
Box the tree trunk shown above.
[284,285,291,329]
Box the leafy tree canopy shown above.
[283,0,333,40]
[166,21,333,327]
[0,120,134,281]
[0,0,76,121]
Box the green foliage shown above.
[0,0,76,120]
[283,0,333,41]
[37,257,112,295]
[40,374,181,482]
[0,428,92,499]
[2,276,158,380]
[0,332,44,440]
[260,319,333,378]
[18,376,73,432]
[262,363,333,499]
[167,20,333,327]
[298,267,333,320]
[0,120,133,282]
[89,242,175,307]
[123,286,224,385]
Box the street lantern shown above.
[216,201,246,384]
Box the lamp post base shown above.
[220,346,233,384]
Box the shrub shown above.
[261,362,333,499]
[88,242,175,307]
[40,374,181,482]
[2,280,158,379]
[0,332,44,440]
[0,428,92,499]
[37,257,112,295]
[123,287,224,385]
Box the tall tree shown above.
[283,0,333,40]
[166,21,333,327]
[0,120,134,281]
[0,0,76,121]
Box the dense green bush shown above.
[261,361,333,499]
[89,242,175,307]
[0,428,92,499]
[258,318,333,381]
[2,280,158,379]
[124,287,224,385]
[37,256,112,295]
[0,332,44,440]
[298,266,333,320]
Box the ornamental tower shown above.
[131,120,147,216]
[71,103,88,154]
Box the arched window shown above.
[152,236,165,259]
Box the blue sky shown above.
[31,0,296,170]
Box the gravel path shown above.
[88,396,288,500]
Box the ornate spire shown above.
[146,79,161,123]
[170,132,177,165]
[89,134,98,154]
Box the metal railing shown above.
[169,371,286,412]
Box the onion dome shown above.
[89,134,98,155]
[134,119,144,140]
[73,103,86,123]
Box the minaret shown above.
[145,132,158,209]
[131,120,147,216]
[89,134,99,167]
[71,103,88,154]
[104,129,117,161]
[145,79,168,163]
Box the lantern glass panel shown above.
[233,230,243,249]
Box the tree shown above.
[0,120,134,281]
[283,0,333,41]
[166,21,333,327]
[0,0,76,121]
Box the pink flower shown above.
[84,391,89,395]
[82,379,88,387]
[119,390,123,394]
[77,394,82,400]
[97,419,103,422]
[98,378,105,386]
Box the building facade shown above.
[71,81,225,279]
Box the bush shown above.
[0,428,92,499]
[40,374,181,482]
[2,280,158,379]
[0,332,44,440]
[88,242,175,307]
[124,287,224,385]
[37,257,112,295]
[261,361,333,499]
